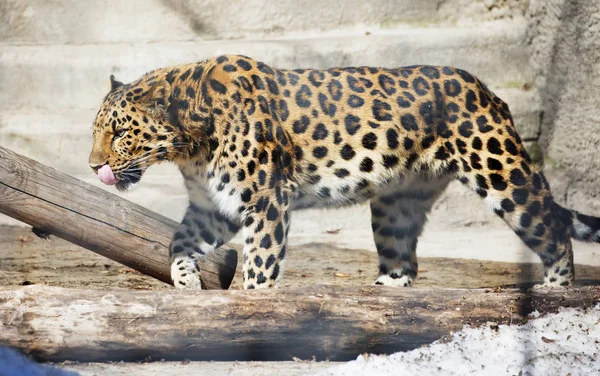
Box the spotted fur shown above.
[90,55,600,289]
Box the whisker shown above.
[129,150,191,165]
[114,143,199,174]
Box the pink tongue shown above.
[98,165,118,185]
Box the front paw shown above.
[171,256,203,289]
[374,273,413,287]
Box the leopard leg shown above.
[370,177,450,287]
[241,186,291,289]
[170,201,240,289]
[459,150,574,287]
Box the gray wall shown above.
[1,0,597,250]
[528,0,600,214]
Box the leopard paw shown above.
[534,279,572,289]
[374,273,413,287]
[171,256,203,289]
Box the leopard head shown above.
[89,75,182,191]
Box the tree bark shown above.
[0,146,237,289]
[1,285,598,362]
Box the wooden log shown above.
[1,285,598,362]
[0,146,237,289]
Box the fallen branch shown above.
[0,146,237,289]
[1,285,598,362]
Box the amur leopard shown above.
[89,55,600,289]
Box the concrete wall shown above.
[4,0,592,253]
[527,0,600,214]
[0,0,527,43]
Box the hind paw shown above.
[534,277,573,289]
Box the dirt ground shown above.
[2,224,600,376]
[2,225,600,291]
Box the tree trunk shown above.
[1,285,598,362]
[0,146,237,289]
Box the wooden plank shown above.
[0,146,237,289]
[1,285,598,362]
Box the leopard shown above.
[89,54,600,290]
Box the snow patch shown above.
[317,305,600,376]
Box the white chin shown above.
[123,182,138,191]
[115,181,138,192]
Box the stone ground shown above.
[2,224,600,375]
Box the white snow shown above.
[317,305,600,376]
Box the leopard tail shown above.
[553,202,600,242]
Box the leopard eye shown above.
[114,128,127,138]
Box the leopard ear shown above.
[109,75,124,91]
[136,81,172,117]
